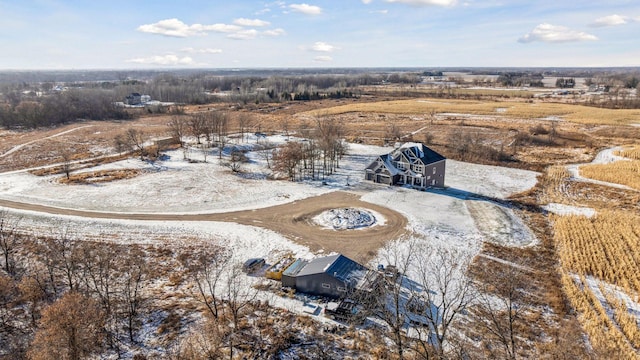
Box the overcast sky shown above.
[1,0,639,69]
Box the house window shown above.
[414,165,423,173]
[322,283,331,289]
[396,162,406,170]
[432,167,436,174]
[337,286,347,292]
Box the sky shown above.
[1,0,639,69]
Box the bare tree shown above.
[189,113,207,145]
[182,247,231,320]
[59,147,73,180]
[225,150,247,173]
[27,292,105,360]
[365,239,475,360]
[125,128,147,160]
[120,247,147,344]
[237,113,254,143]
[473,263,531,360]
[0,273,18,336]
[367,238,419,359]
[18,275,46,328]
[0,210,21,275]
[272,142,304,181]
[168,116,188,146]
[224,262,259,360]
[258,139,275,169]
[412,244,475,359]
[36,227,83,295]
[209,111,229,160]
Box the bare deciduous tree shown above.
[182,247,231,320]
[0,210,21,275]
[473,264,531,360]
[28,292,105,360]
[412,244,475,359]
[237,113,254,143]
[168,116,188,146]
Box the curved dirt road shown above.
[0,191,407,261]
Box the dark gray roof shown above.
[296,254,368,284]
[400,142,445,164]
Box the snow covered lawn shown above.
[0,136,540,274]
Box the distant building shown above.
[124,93,142,105]
[124,93,151,105]
[365,142,446,189]
[282,254,371,299]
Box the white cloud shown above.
[311,41,336,52]
[518,23,597,43]
[289,3,323,15]
[263,28,286,36]
[371,9,388,14]
[181,47,223,54]
[385,0,456,6]
[126,55,194,66]
[314,55,333,62]
[233,18,271,27]
[590,14,628,27]
[137,19,242,37]
[227,29,259,40]
[362,0,373,3]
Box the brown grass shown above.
[58,168,144,184]
[302,98,640,125]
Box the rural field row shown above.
[304,98,640,125]
[554,211,640,356]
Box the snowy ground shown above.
[313,208,385,230]
[0,135,541,320]
[543,203,596,218]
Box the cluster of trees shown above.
[0,213,149,358]
[0,89,130,129]
[497,72,544,87]
[0,212,372,359]
[271,118,348,181]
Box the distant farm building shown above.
[124,93,151,105]
[282,254,377,299]
[365,142,446,189]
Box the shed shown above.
[281,254,368,299]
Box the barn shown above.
[281,254,369,299]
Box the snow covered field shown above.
[0,136,541,298]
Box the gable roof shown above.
[398,142,445,165]
[295,254,368,284]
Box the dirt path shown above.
[0,125,94,159]
[0,191,407,262]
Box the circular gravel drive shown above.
[0,191,407,262]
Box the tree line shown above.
[0,89,130,129]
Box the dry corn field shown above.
[579,160,640,190]
[617,146,640,160]
[555,212,640,357]
[304,98,640,125]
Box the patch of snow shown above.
[543,203,596,218]
[566,146,634,191]
[313,207,384,230]
[445,159,539,199]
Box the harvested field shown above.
[303,98,640,125]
